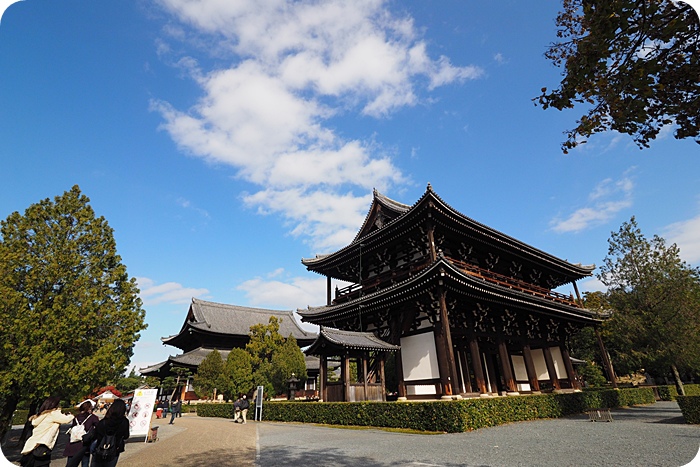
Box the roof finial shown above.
[427,182,433,192]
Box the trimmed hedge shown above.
[676,396,700,424]
[196,388,655,433]
[657,384,700,401]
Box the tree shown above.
[245,316,307,398]
[0,186,146,440]
[598,217,700,394]
[194,349,225,400]
[116,367,146,393]
[161,366,192,400]
[221,348,254,400]
[537,0,699,153]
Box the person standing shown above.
[20,396,75,467]
[168,399,181,425]
[91,399,130,467]
[63,401,99,467]
[233,395,249,424]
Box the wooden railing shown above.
[333,255,580,308]
[445,257,580,307]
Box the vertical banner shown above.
[255,385,264,421]
[128,388,158,437]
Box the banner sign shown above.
[255,385,264,421]
[128,388,158,437]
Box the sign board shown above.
[127,388,158,437]
[255,385,264,421]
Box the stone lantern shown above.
[287,373,300,401]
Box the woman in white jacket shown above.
[20,396,75,467]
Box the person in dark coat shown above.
[63,401,99,467]
[91,399,130,467]
[168,399,181,425]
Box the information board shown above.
[255,385,264,421]
[127,388,158,437]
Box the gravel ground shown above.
[256,401,700,467]
[2,401,698,467]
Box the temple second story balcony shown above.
[332,256,581,308]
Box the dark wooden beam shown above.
[469,336,487,394]
[543,347,561,390]
[522,345,540,392]
[560,346,580,390]
[595,327,618,388]
[498,339,517,393]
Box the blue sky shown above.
[1,0,699,374]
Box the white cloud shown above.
[136,277,210,305]
[237,275,327,310]
[579,276,607,293]
[663,209,700,264]
[550,171,635,233]
[153,0,481,251]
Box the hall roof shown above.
[305,327,400,356]
[139,347,231,377]
[162,298,316,349]
[299,256,606,326]
[302,185,594,285]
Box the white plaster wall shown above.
[532,348,550,380]
[400,332,440,381]
[550,346,568,379]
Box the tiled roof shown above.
[306,327,400,355]
[184,298,314,340]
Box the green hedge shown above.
[657,384,700,401]
[195,388,655,433]
[676,396,700,424]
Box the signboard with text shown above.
[128,388,158,437]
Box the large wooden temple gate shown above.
[299,186,616,400]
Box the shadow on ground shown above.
[171,446,256,467]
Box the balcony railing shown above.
[333,255,581,308]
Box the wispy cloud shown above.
[237,274,328,310]
[663,205,700,264]
[550,171,635,233]
[136,277,209,305]
[153,0,482,251]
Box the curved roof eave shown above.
[300,257,603,324]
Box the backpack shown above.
[68,416,87,444]
[93,432,118,462]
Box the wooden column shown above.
[469,336,487,393]
[543,347,561,390]
[426,217,437,261]
[342,353,350,402]
[484,353,499,393]
[319,355,326,402]
[326,275,332,306]
[433,287,458,396]
[522,345,540,392]
[362,355,369,401]
[379,355,387,401]
[595,327,618,388]
[498,339,517,393]
[560,346,580,390]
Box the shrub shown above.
[657,384,700,401]
[676,396,700,424]
[195,388,655,433]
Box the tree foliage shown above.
[598,217,700,385]
[537,0,700,152]
[0,186,146,439]
[194,349,225,399]
[221,348,254,400]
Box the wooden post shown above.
[319,355,326,402]
[522,345,540,392]
[595,327,618,388]
[484,353,499,393]
[426,218,437,261]
[326,275,332,306]
[560,346,580,390]
[469,336,487,393]
[362,355,369,401]
[379,354,386,401]
[396,349,407,398]
[498,339,517,393]
[543,347,561,390]
[342,353,350,402]
[432,287,458,397]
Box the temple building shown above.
[140,298,318,399]
[300,185,613,400]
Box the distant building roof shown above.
[305,327,400,356]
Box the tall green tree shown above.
[194,349,225,400]
[245,316,307,398]
[598,217,700,394]
[0,186,146,440]
[537,0,699,153]
[221,348,254,400]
